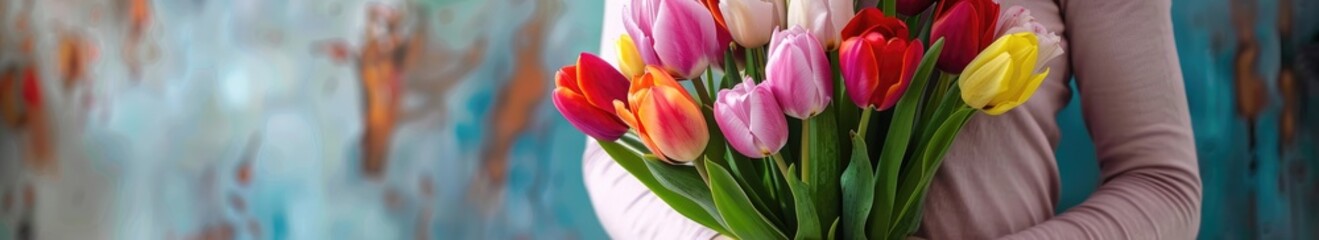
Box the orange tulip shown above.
[614,66,710,162]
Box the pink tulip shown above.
[714,81,788,158]
[552,53,632,141]
[624,0,720,79]
[764,26,832,119]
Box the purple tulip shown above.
[624,0,720,79]
[764,25,832,119]
[715,81,789,158]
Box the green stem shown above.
[706,67,718,95]
[692,76,713,106]
[770,153,792,181]
[856,107,874,138]
[882,0,896,16]
[800,118,811,181]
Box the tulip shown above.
[995,6,1064,72]
[764,26,832,119]
[719,0,785,48]
[786,0,853,48]
[840,8,924,110]
[702,0,736,70]
[624,0,720,79]
[552,53,632,141]
[617,35,646,80]
[714,81,788,158]
[930,0,999,74]
[614,66,710,162]
[958,32,1048,115]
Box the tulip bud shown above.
[840,8,924,110]
[614,66,710,162]
[959,32,1048,115]
[764,26,832,119]
[930,0,999,74]
[995,6,1063,72]
[786,0,853,48]
[617,34,646,80]
[719,0,785,48]
[714,81,788,158]
[552,53,632,140]
[624,0,720,79]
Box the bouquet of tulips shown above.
[554,0,1062,239]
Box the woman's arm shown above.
[580,0,720,239]
[1006,0,1202,239]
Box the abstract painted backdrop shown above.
[0,0,1317,239]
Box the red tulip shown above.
[929,0,999,74]
[840,8,924,110]
[552,53,632,141]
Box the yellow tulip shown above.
[958,32,1048,115]
[617,34,646,80]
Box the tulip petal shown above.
[617,35,647,79]
[879,40,923,110]
[841,8,908,41]
[720,0,780,47]
[616,94,668,160]
[714,88,761,158]
[553,88,630,141]
[748,85,788,154]
[576,53,632,114]
[841,38,878,108]
[960,53,1011,110]
[653,0,717,79]
[641,85,709,162]
[555,66,580,93]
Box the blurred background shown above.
[0,0,1315,239]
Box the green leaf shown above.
[725,148,789,229]
[708,161,788,240]
[871,38,942,239]
[785,165,822,240]
[643,157,720,221]
[725,47,742,89]
[703,106,729,170]
[806,107,841,231]
[597,140,730,235]
[841,133,875,240]
[827,218,841,240]
[889,107,974,237]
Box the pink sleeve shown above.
[1004,0,1203,239]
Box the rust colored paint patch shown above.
[1281,67,1296,145]
[0,68,27,127]
[236,161,252,187]
[478,0,562,189]
[1233,0,1266,119]
[58,33,97,90]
